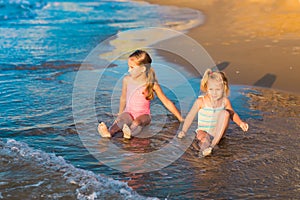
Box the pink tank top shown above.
[124,82,151,119]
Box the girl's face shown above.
[128,57,145,78]
[207,79,224,101]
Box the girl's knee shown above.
[116,112,133,127]
[134,114,151,126]
[223,110,230,117]
[131,120,140,128]
[219,110,230,120]
[196,130,208,141]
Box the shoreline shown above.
[140,0,300,94]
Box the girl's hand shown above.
[178,117,184,123]
[177,130,186,139]
[240,121,249,132]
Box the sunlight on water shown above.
[0,0,203,65]
[0,0,299,199]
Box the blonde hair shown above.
[200,68,230,96]
[129,49,157,100]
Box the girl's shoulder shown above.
[196,95,206,108]
[123,75,130,82]
[197,95,208,102]
[123,75,134,85]
[223,97,230,103]
[197,95,205,101]
[221,97,231,108]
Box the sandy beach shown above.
[141,0,300,94]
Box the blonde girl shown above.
[98,49,184,139]
[178,69,248,156]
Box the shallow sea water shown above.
[1,63,299,199]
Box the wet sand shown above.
[141,0,300,94]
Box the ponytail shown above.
[200,68,212,93]
[145,67,157,100]
[129,49,157,100]
[219,71,230,96]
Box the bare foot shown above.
[97,122,111,138]
[122,124,131,139]
[202,147,213,157]
[199,134,211,152]
[177,131,186,139]
[200,139,210,152]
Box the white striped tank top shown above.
[197,96,225,135]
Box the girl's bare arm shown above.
[225,98,249,131]
[118,76,128,114]
[154,83,184,122]
[178,97,202,138]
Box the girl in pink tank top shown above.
[98,50,184,139]
[124,82,150,119]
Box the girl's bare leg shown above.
[131,114,151,137]
[97,122,111,138]
[98,112,133,137]
[211,110,230,148]
[196,130,211,151]
[122,124,131,139]
[122,114,151,139]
